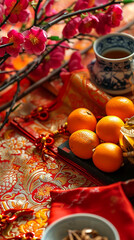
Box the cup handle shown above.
[130,59,134,92]
[130,58,134,72]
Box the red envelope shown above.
[49,180,134,240]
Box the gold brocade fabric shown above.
[0,2,134,239]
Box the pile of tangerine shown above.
[67,96,134,173]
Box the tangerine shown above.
[106,96,134,121]
[67,108,97,134]
[69,129,99,159]
[96,115,124,144]
[92,143,123,172]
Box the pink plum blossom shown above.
[95,13,111,35]
[47,47,65,69]
[43,42,68,69]
[0,4,4,23]
[36,0,57,22]
[45,0,56,16]
[0,38,6,57]
[23,26,47,55]
[1,29,24,57]
[74,0,95,11]
[41,62,50,77]
[68,51,84,72]
[74,0,89,11]
[62,17,81,39]
[18,9,30,23]
[0,0,4,4]
[95,4,123,35]
[78,14,99,34]
[30,42,68,80]
[5,0,29,23]
[60,51,84,81]
[54,41,69,55]
[29,63,49,81]
[106,4,123,27]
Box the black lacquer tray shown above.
[58,140,134,185]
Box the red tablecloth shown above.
[0,2,134,239]
[49,181,134,240]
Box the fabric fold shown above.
[49,180,134,240]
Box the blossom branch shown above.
[36,0,77,26]
[0,0,20,27]
[36,0,51,21]
[0,43,93,113]
[0,53,10,65]
[0,42,13,48]
[0,69,17,74]
[43,0,121,30]
[0,38,67,92]
[34,0,43,25]
[0,56,43,91]
[0,0,133,132]
[0,80,20,130]
[38,9,66,26]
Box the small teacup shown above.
[88,33,134,94]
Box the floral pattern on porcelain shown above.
[89,60,133,90]
[91,33,134,90]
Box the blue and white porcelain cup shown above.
[88,33,134,94]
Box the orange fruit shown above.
[96,115,124,144]
[106,96,134,121]
[69,129,99,159]
[92,143,123,172]
[67,108,97,134]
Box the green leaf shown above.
[3,15,6,20]
[40,21,48,26]
[30,0,37,8]
[66,8,72,13]
[21,23,26,31]
[123,0,134,3]
[49,36,62,41]
[81,13,88,19]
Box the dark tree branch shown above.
[0,80,20,130]
[0,54,10,66]
[0,0,133,131]
[0,43,93,112]
[34,0,43,25]
[37,0,76,25]
[43,0,121,30]
[0,42,13,48]
[0,38,67,91]
[37,0,51,20]
[0,0,21,27]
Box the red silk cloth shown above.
[49,181,134,240]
